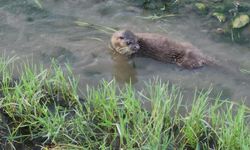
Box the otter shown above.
[111,30,214,69]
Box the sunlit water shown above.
[0,0,250,105]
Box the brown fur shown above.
[111,30,214,69]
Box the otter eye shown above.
[119,36,124,40]
[126,41,132,45]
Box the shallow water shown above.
[0,0,250,105]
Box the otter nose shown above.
[134,44,140,50]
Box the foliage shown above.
[232,14,249,28]
[130,0,250,43]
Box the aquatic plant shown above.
[130,0,250,43]
[75,21,117,35]
[33,0,43,9]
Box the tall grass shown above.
[0,57,249,149]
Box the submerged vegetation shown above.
[132,0,250,43]
[0,56,249,149]
[75,20,117,35]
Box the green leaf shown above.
[212,12,226,23]
[232,14,249,29]
[33,0,42,9]
[240,68,250,75]
[195,3,206,12]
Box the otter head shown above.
[111,30,140,56]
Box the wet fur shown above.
[111,30,215,69]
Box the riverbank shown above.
[0,57,249,149]
[131,0,250,45]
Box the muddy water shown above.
[0,0,250,105]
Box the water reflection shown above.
[111,50,137,83]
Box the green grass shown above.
[0,57,249,150]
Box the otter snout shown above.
[111,30,140,56]
[129,43,140,52]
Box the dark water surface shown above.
[0,0,250,105]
